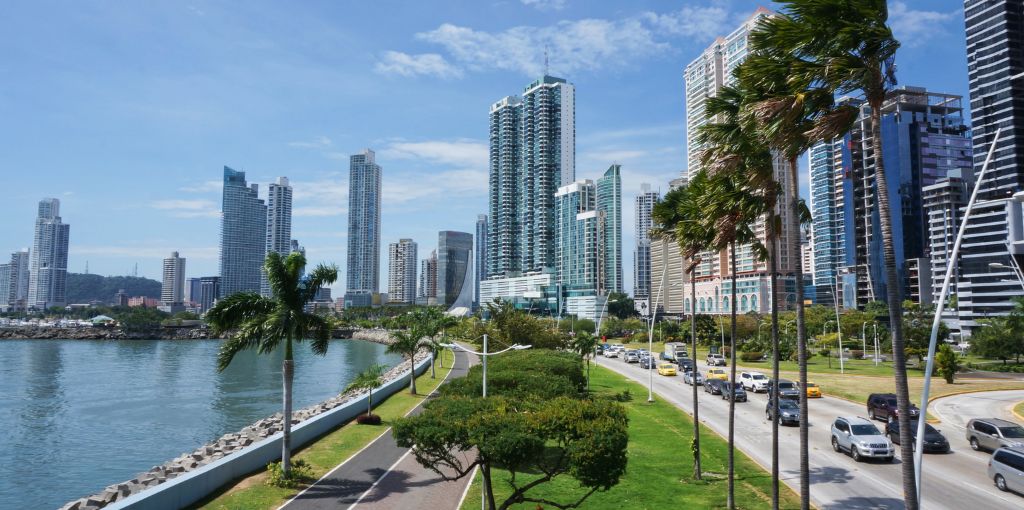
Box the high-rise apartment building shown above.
[597,165,622,293]
[419,250,438,302]
[475,214,488,307]
[923,173,972,313]
[1,250,30,310]
[198,276,220,313]
[959,0,1024,333]
[487,75,575,278]
[219,167,267,298]
[262,177,293,296]
[345,150,382,307]
[186,277,202,305]
[809,137,849,307]
[27,198,70,309]
[161,251,186,306]
[681,8,799,315]
[387,239,418,304]
[634,183,659,300]
[437,231,474,308]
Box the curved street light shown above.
[439,335,531,398]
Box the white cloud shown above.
[383,168,488,205]
[380,139,488,169]
[521,0,567,11]
[179,180,222,193]
[152,199,220,218]
[288,136,333,149]
[641,5,734,41]
[291,178,347,217]
[888,2,960,47]
[374,51,463,78]
[72,244,219,260]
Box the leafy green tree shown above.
[572,331,599,390]
[206,252,337,477]
[935,344,959,384]
[972,319,1020,364]
[485,300,563,350]
[607,292,635,319]
[346,363,387,417]
[902,301,949,362]
[118,306,170,331]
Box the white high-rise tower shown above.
[27,198,70,309]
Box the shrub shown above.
[819,349,831,358]
[266,459,313,488]
[740,351,764,362]
[850,350,864,360]
[356,413,382,425]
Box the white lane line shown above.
[345,448,415,510]
[455,465,480,510]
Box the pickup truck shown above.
[664,342,688,361]
[706,353,726,366]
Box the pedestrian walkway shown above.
[280,349,474,510]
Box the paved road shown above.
[931,389,1024,431]
[281,350,474,510]
[595,355,1024,509]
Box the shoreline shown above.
[0,326,366,341]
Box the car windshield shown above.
[886,399,897,407]
[1000,426,1024,438]
[851,424,881,436]
[752,374,766,380]
[778,382,795,390]
[778,400,798,410]
[806,383,818,388]
[660,364,673,369]
[710,369,723,374]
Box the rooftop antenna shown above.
[544,44,549,76]
[85,260,89,274]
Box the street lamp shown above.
[646,276,681,403]
[595,296,620,338]
[439,335,531,398]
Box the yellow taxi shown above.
[803,382,822,398]
[657,363,677,376]
[706,368,728,380]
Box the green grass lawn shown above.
[193,351,455,510]
[458,364,801,510]
[1015,400,1024,420]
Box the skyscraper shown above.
[923,173,972,310]
[437,231,473,308]
[808,137,848,307]
[419,250,437,302]
[186,277,202,305]
[487,75,575,278]
[27,198,70,309]
[597,164,622,294]
[198,276,220,314]
[959,0,1024,333]
[475,214,488,306]
[387,239,418,304]
[219,167,267,298]
[0,250,30,310]
[161,251,186,306]
[345,149,382,307]
[634,183,659,300]
[262,176,293,296]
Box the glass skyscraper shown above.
[27,198,70,309]
[634,184,659,300]
[808,137,848,308]
[437,231,473,308]
[261,176,293,296]
[345,150,382,306]
[219,167,267,298]
[475,214,487,306]
[597,164,622,293]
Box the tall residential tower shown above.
[387,239,418,304]
[634,183,659,300]
[262,177,293,296]
[27,198,70,309]
[345,150,382,308]
[219,167,267,298]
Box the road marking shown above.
[345,448,415,509]
[455,465,480,510]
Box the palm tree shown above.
[388,319,424,395]
[206,252,338,477]
[749,2,906,506]
[572,330,599,391]
[346,363,387,418]
[416,308,446,378]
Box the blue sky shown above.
[0,0,967,297]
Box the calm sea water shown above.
[0,338,401,510]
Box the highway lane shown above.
[594,355,1023,509]
[931,389,1024,431]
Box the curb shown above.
[1012,401,1024,423]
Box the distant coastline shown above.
[0,326,363,341]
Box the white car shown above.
[603,349,619,358]
[706,353,727,366]
[683,370,704,386]
[740,371,769,393]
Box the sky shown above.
[0,0,968,298]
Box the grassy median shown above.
[458,364,801,510]
[193,350,454,510]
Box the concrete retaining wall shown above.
[102,356,430,510]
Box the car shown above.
[867,393,920,422]
[684,370,704,386]
[603,349,619,358]
[720,381,747,402]
[625,352,640,363]
[885,418,950,453]
[707,353,727,366]
[594,346,604,355]
[706,368,728,380]
[767,379,800,400]
[658,363,677,376]
[966,418,1024,452]
[676,358,695,372]
[989,446,1024,494]
[766,398,800,426]
[639,357,657,369]
[704,378,724,395]
[739,371,769,393]
[830,416,895,462]
[801,381,822,398]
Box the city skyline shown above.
[0,1,968,298]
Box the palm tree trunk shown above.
[727,242,738,510]
[409,354,418,395]
[367,387,374,416]
[768,218,780,510]
[282,341,294,476]
[430,349,436,379]
[787,155,810,510]
[691,266,701,480]
[870,104,916,508]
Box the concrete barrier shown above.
[103,356,430,510]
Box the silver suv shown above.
[740,371,768,393]
[990,446,1024,494]
[830,416,894,462]
[967,418,1024,452]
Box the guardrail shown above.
[105,356,430,510]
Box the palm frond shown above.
[301,263,339,303]
[205,292,276,334]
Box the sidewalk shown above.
[280,349,474,510]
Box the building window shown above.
[751,295,758,312]
[685,298,691,312]
[741,295,748,312]
[723,297,729,311]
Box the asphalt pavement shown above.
[594,354,1024,509]
[931,389,1024,432]
[280,349,474,510]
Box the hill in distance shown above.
[66,273,162,304]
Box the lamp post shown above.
[595,296,619,339]
[439,335,532,398]
[646,269,679,403]
[873,323,879,366]
[915,128,1003,507]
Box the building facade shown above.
[345,150,382,305]
[923,173,972,313]
[198,276,220,313]
[27,198,70,309]
[634,183,659,300]
[475,214,488,307]
[958,0,1024,333]
[262,176,293,296]
[419,250,438,303]
[809,137,850,307]
[597,165,622,293]
[387,238,418,304]
[161,251,186,306]
[219,167,267,298]
[1,250,30,310]
[437,231,473,308]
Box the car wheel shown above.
[851,447,862,462]
[970,437,981,451]
[886,456,895,463]
[832,436,840,452]
[868,409,875,420]
[995,474,1008,491]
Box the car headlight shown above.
[858,441,871,447]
